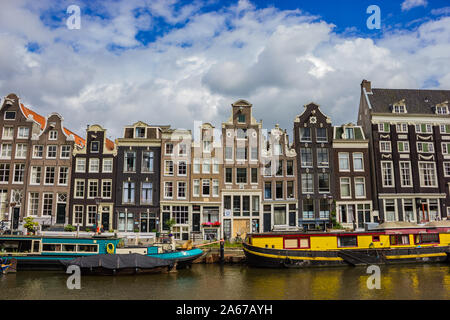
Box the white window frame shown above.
[58,167,69,186]
[354,177,366,199]
[399,161,413,187]
[15,144,27,159]
[75,158,86,173]
[177,181,186,199]
[381,161,395,188]
[380,141,392,153]
[74,179,85,199]
[418,162,437,188]
[352,152,364,171]
[60,145,71,159]
[340,177,352,199]
[396,123,408,133]
[164,181,173,199]
[338,153,350,172]
[89,158,100,173]
[193,179,200,197]
[2,127,13,140]
[49,130,58,140]
[32,145,43,159]
[102,158,113,173]
[17,127,29,139]
[397,141,410,153]
[47,145,57,159]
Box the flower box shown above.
[201,222,221,227]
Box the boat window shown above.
[62,244,76,252]
[77,244,98,252]
[299,238,309,248]
[372,235,380,242]
[284,238,298,249]
[390,235,409,246]
[338,236,357,248]
[0,240,33,253]
[415,234,439,245]
[43,244,62,252]
[33,241,41,253]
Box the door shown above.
[56,204,66,224]
[357,211,364,229]
[289,212,296,227]
[232,219,250,239]
[102,212,110,231]
[12,207,20,230]
[192,213,200,232]
[140,219,147,233]
[263,213,271,232]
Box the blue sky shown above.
[1,0,450,138]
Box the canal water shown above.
[0,264,448,300]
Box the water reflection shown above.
[0,264,448,300]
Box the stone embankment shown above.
[192,247,246,264]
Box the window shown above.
[177,182,186,199]
[74,180,85,198]
[103,158,113,173]
[274,206,286,225]
[250,147,258,160]
[384,199,396,222]
[102,180,112,199]
[178,161,187,176]
[88,180,98,198]
[18,127,29,139]
[238,114,246,123]
[203,141,211,153]
[340,177,351,198]
[141,182,152,204]
[380,141,391,153]
[42,193,53,216]
[403,199,415,222]
[225,168,232,184]
[414,233,440,244]
[1,144,12,158]
[32,145,43,158]
[87,206,97,225]
[2,127,14,140]
[252,196,260,216]
[193,159,200,173]
[440,124,450,134]
[178,144,187,156]
[165,143,173,155]
[345,127,354,139]
[302,199,314,219]
[276,181,283,199]
[319,199,330,219]
[123,182,135,203]
[338,236,358,247]
[237,129,247,139]
[90,141,100,153]
[89,158,99,173]
[415,124,433,134]
[74,206,83,225]
[0,164,10,183]
[397,141,410,153]
[276,160,283,176]
[202,179,210,196]
[15,144,27,159]
[47,145,57,158]
[287,160,294,176]
[60,145,71,159]
[193,180,200,197]
[173,206,189,224]
[164,160,174,176]
[213,159,219,174]
[264,182,272,199]
[251,168,258,184]
[419,162,437,187]
[442,143,450,155]
[202,159,210,174]
[287,181,294,199]
[28,193,39,216]
[164,182,173,199]
[243,196,250,216]
[378,123,390,133]
[13,164,25,183]
[417,142,434,153]
[301,174,313,194]
[339,153,350,171]
[396,123,408,133]
[58,167,69,185]
[355,177,365,198]
[236,168,247,183]
[301,148,313,167]
[300,127,311,142]
[124,151,136,172]
[225,147,233,160]
[318,173,330,193]
[444,162,450,177]
[49,130,58,140]
[316,128,327,142]
[236,147,247,160]
[4,111,15,120]
[213,180,219,197]
[400,162,413,187]
[393,105,406,113]
[436,106,448,115]
[264,161,271,176]
[135,127,145,138]
[317,148,329,167]
[353,153,364,171]
[75,158,86,173]
[381,161,394,187]
[390,235,410,246]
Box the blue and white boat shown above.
[0,235,203,271]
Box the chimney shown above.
[361,79,372,93]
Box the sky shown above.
[0,0,450,140]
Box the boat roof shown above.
[0,235,120,240]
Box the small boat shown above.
[60,254,174,275]
[0,257,16,274]
[243,221,450,268]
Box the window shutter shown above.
[421,124,426,133]
[423,143,428,153]
[384,123,390,132]
[398,142,404,152]
[446,125,450,134]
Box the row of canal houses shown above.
[0,80,449,241]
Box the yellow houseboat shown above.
[243,222,450,268]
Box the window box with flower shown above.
[201,221,221,227]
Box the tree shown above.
[23,217,39,235]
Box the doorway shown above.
[56,204,66,224]
[12,207,19,230]
[192,213,200,232]
[102,211,110,231]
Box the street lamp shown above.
[95,197,102,234]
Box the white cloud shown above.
[0,1,449,139]
[401,0,428,11]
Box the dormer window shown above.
[4,111,15,120]
[49,130,58,140]
[393,105,406,113]
[436,106,448,115]
[135,127,146,138]
[91,141,100,153]
[345,128,354,139]
[237,114,246,123]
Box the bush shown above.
[24,217,39,234]
[64,224,76,232]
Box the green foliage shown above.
[85,227,90,232]
[165,218,176,231]
[330,201,344,229]
[64,224,76,232]
[23,217,38,234]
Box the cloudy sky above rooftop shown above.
[0,0,449,139]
